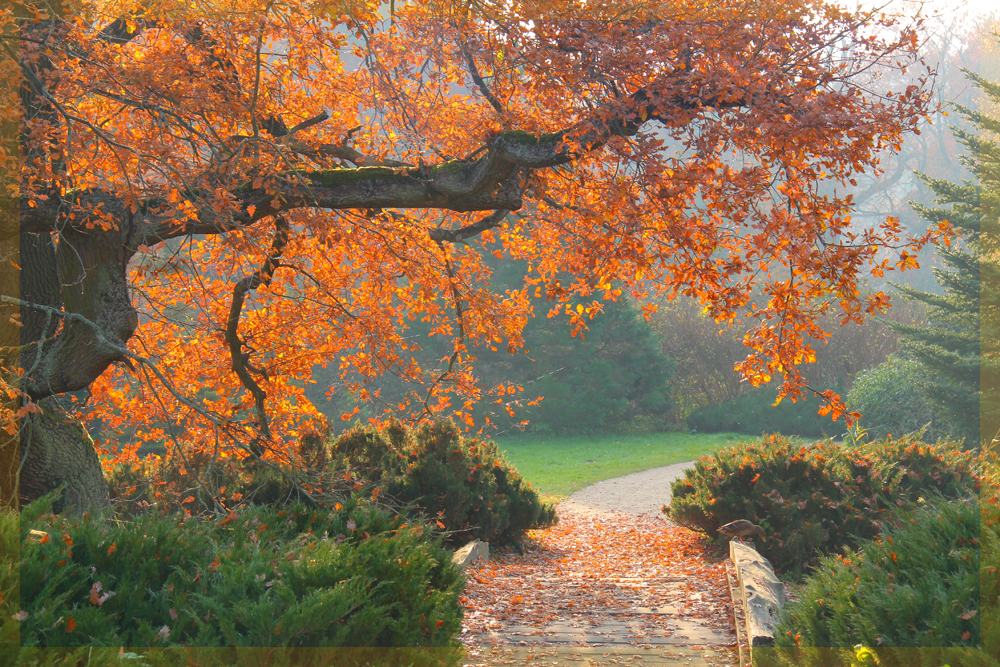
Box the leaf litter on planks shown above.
[459,504,739,667]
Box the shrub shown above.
[667,434,978,578]
[773,497,980,650]
[846,354,958,443]
[14,491,463,658]
[686,383,841,438]
[1,508,17,652]
[982,459,1000,667]
[331,420,557,548]
[105,420,555,549]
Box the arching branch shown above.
[224,216,290,457]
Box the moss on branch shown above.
[502,129,563,145]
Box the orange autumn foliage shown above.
[7,0,943,481]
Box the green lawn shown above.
[495,431,747,499]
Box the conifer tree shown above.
[891,69,1000,446]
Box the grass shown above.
[495,431,747,499]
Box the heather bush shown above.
[13,491,463,659]
[331,420,557,548]
[667,434,978,577]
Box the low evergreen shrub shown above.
[667,434,978,577]
[13,492,463,656]
[331,420,557,548]
[106,420,555,549]
[686,383,839,438]
[757,449,1000,667]
[982,451,1000,663]
[1,507,18,651]
[774,497,980,648]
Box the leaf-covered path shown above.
[458,500,739,667]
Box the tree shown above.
[646,289,927,421]
[308,258,676,435]
[467,270,676,434]
[846,353,954,441]
[1,0,943,511]
[886,64,1000,446]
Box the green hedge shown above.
[667,435,978,578]
[12,492,463,656]
[686,383,840,438]
[983,454,1000,664]
[1,508,17,651]
[331,420,557,548]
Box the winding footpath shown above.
[459,464,740,667]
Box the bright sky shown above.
[849,0,997,24]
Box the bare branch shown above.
[429,209,511,244]
[224,216,290,456]
[460,43,506,115]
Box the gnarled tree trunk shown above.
[18,397,110,514]
[9,224,136,512]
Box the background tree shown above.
[845,353,955,441]
[647,290,926,423]
[309,257,676,435]
[467,268,676,435]
[1,0,943,510]
[883,66,1000,446]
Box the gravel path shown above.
[559,462,694,517]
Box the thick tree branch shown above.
[420,243,467,419]
[15,64,747,246]
[287,110,331,136]
[97,17,147,44]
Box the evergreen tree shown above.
[475,288,676,434]
[307,255,677,435]
[889,69,1000,446]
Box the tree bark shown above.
[0,234,20,509]
[18,397,109,514]
[21,225,138,399]
[8,224,137,511]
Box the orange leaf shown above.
[66,617,76,633]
